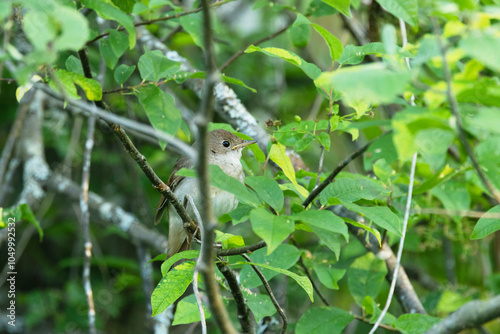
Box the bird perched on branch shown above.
[155,129,256,258]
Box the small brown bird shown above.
[155,129,256,258]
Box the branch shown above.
[333,205,426,314]
[216,261,255,333]
[216,241,266,256]
[86,0,233,45]
[195,0,237,332]
[34,83,198,234]
[241,254,287,334]
[432,18,500,203]
[302,131,392,208]
[78,50,97,334]
[425,295,500,334]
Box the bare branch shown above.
[78,98,97,334]
[302,131,392,208]
[241,253,287,334]
[216,260,255,333]
[195,1,237,332]
[333,205,426,314]
[216,241,266,256]
[425,295,500,334]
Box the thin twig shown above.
[241,253,287,334]
[425,295,500,334]
[186,194,208,334]
[219,21,293,72]
[290,238,330,306]
[369,152,417,333]
[302,131,393,208]
[79,108,97,334]
[216,240,266,256]
[86,0,233,45]
[195,0,237,332]
[353,315,399,332]
[216,260,255,333]
[432,17,500,203]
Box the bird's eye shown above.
[222,140,230,148]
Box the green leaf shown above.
[362,296,396,324]
[161,250,199,275]
[296,306,354,334]
[320,0,352,17]
[111,0,136,13]
[82,0,136,48]
[244,293,276,322]
[0,1,12,22]
[320,177,389,205]
[1,204,43,241]
[240,244,301,288]
[245,45,322,80]
[179,12,204,48]
[136,85,182,149]
[295,136,314,152]
[237,261,314,302]
[471,205,500,240]
[313,263,346,290]
[316,131,331,151]
[99,30,129,69]
[22,0,89,55]
[460,33,500,72]
[114,64,136,85]
[394,314,441,334]
[293,210,347,258]
[375,0,418,27]
[315,63,410,106]
[138,48,181,82]
[431,180,471,224]
[415,128,454,171]
[344,203,402,236]
[209,165,262,207]
[269,142,309,198]
[344,217,382,247]
[312,24,343,62]
[363,132,398,170]
[339,42,389,65]
[289,14,311,48]
[221,75,256,93]
[414,164,457,195]
[245,176,284,212]
[215,231,245,249]
[151,261,195,316]
[250,208,294,255]
[293,210,348,240]
[65,55,84,75]
[348,253,387,306]
[50,69,103,101]
[173,294,212,325]
[228,204,253,225]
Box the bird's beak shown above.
[232,140,257,150]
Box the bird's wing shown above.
[154,156,192,225]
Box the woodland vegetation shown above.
[1,0,500,333]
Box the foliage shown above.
[1,0,500,333]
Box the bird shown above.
[155,129,256,259]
